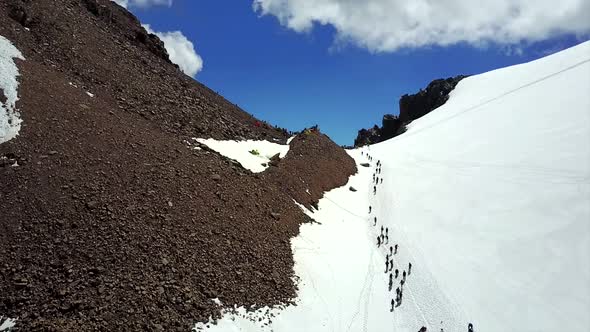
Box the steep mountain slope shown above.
[198,41,590,331]
[0,1,356,330]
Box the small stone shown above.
[86,201,99,209]
[211,174,221,181]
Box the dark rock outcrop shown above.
[354,75,467,147]
[398,75,468,123]
[354,125,381,147]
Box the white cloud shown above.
[143,24,203,77]
[112,0,172,8]
[253,0,590,52]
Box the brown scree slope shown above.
[0,0,356,331]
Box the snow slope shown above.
[0,35,25,144]
[365,41,590,331]
[196,41,590,332]
[194,138,290,173]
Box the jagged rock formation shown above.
[353,125,381,147]
[354,75,467,146]
[398,75,468,123]
[0,1,356,330]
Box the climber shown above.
[385,259,390,273]
[395,269,399,279]
[408,262,412,275]
[377,236,382,248]
[468,323,474,332]
[394,244,398,254]
[369,205,372,213]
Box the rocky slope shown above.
[0,0,356,330]
[354,75,467,146]
[264,128,357,210]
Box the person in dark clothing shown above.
[402,270,406,280]
[390,299,395,312]
[395,269,399,278]
[385,234,389,244]
[377,236,382,247]
[389,278,393,291]
[374,216,377,226]
[369,205,372,213]
[381,226,384,236]
[385,259,389,273]
[408,262,412,275]
[389,246,393,255]
[381,178,383,184]
[418,327,427,332]
[400,279,405,287]
[376,176,379,184]
[373,186,376,195]
[389,259,394,272]
[394,244,398,254]
[468,323,474,332]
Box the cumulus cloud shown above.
[112,0,172,8]
[143,24,203,77]
[253,0,590,52]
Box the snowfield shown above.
[0,35,25,144]
[196,41,590,332]
[194,138,291,173]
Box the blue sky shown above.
[126,0,588,145]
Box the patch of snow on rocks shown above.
[194,138,289,173]
[0,35,25,144]
[0,316,17,331]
